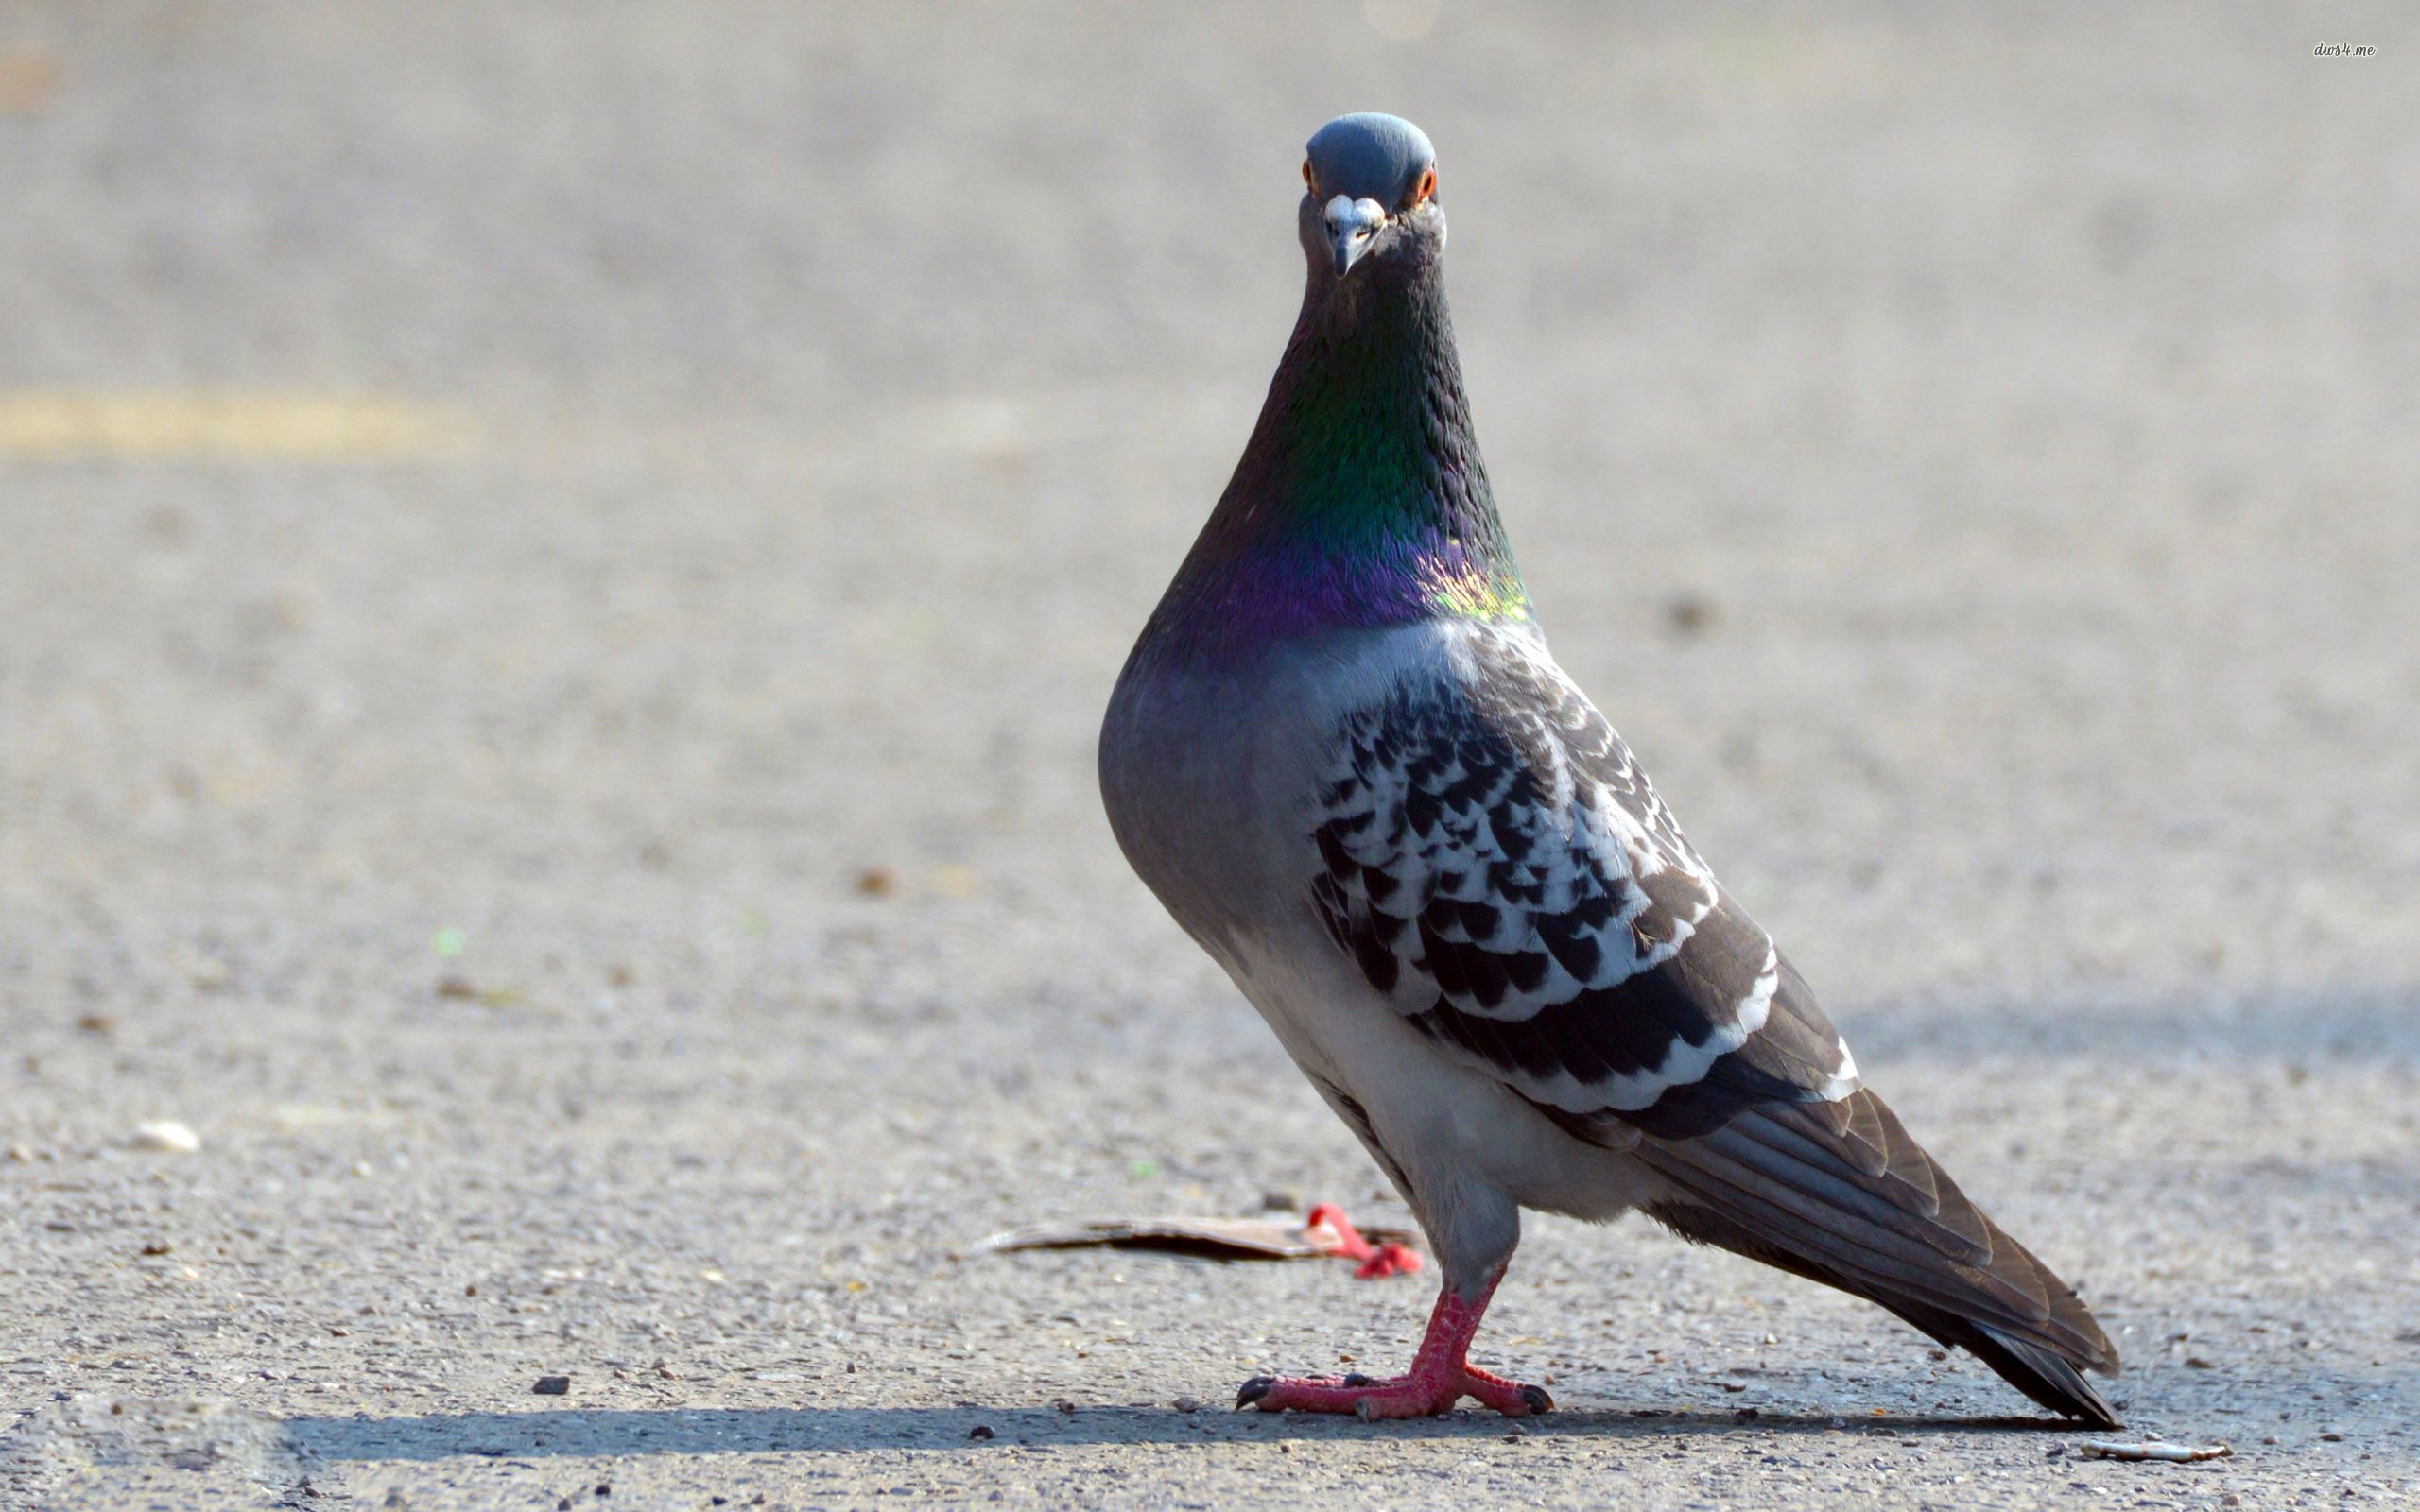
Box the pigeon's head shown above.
[1298,112,1442,285]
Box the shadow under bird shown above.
[1098,113,2121,1425]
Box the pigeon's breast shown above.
[1098,624,1445,963]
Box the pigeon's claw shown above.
[1236,1360,1551,1419]
[1231,1267,1546,1420]
[1234,1370,1374,1409]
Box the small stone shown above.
[434,975,476,1000]
[968,1424,995,1440]
[1258,1191,1300,1212]
[140,1240,172,1256]
[1665,593,1715,636]
[1171,1396,1205,1413]
[854,867,898,897]
[532,1375,572,1396]
[2186,1356,2215,1368]
[1051,1398,1077,1414]
[130,1121,200,1155]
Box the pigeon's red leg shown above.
[1304,1203,1422,1279]
[1236,1266,1551,1419]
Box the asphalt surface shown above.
[3,4,2417,1508]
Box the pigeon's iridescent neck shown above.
[1150,273,1529,662]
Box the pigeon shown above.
[1098,112,2120,1426]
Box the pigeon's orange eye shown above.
[1302,160,1314,192]
[1407,167,1437,208]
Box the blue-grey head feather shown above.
[1305,113,1436,205]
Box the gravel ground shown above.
[4,4,2417,1508]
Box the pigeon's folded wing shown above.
[1309,623,1853,1141]
[1307,623,2118,1411]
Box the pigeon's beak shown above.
[1323,195,1388,278]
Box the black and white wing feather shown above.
[1308,622,2119,1422]
[1310,622,1853,1141]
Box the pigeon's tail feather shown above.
[1962,1322,2122,1428]
[1637,1088,2119,1427]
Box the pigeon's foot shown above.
[1235,1362,1550,1419]
[1304,1203,1421,1279]
[1231,1264,1547,1420]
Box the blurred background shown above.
[2,4,2415,1506]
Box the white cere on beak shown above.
[1323,194,1389,277]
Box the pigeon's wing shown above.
[1310,623,2118,1420]
[1310,622,1850,1141]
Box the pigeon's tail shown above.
[1636,1087,2121,1428]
